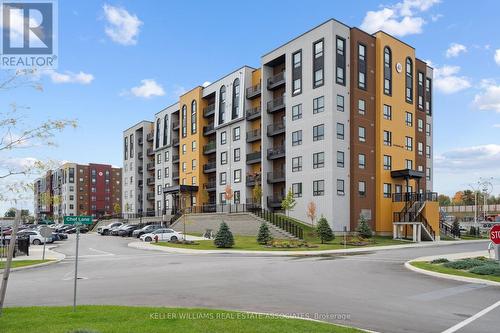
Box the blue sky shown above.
[1,0,500,212]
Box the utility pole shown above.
[0,209,20,316]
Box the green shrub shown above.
[316,216,334,244]
[257,222,272,245]
[469,264,500,276]
[430,258,449,264]
[213,222,234,248]
[356,216,373,238]
[443,258,488,270]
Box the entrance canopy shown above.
[390,169,424,179]
[163,185,199,194]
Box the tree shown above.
[281,188,296,217]
[113,203,121,215]
[438,194,451,206]
[4,208,15,218]
[451,218,461,238]
[224,185,233,213]
[461,190,475,205]
[252,182,262,206]
[356,215,373,238]
[214,222,234,248]
[257,222,272,245]
[306,201,317,226]
[452,191,464,205]
[316,216,334,244]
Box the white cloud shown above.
[495,49,500,66]
[435,144,500,171]
[127,79,165,98]
[433,65,471,94]
[493,124,500,128]
[473,82,500,113]
[103,4,142,46]
[360,0,440,37]
[43,70,94,84]
[445,43,467,58]
[0,157,39,170]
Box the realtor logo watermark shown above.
[1,0,58,69]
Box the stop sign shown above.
[490,225,500,245]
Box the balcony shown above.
[138,152,143,160]
[138,180,143,187]
[246,173,261,187]
[203,141,216,155]
[146,193,155,201]
[246,83,261,99]
[172,138,179,146]
[267,96,285,113]
[267,171,285,184]
[203,161,216,173]
[146,133,154,142]
[246,128,261,143]
[203,123,216,136]
[267,121,285,136]
[172,155,180,163]
[203,181,216,192]
[138,166,143,174]
[245,106,261,121]
[267,195,284,208]
[267,145,285,160]
[267,71,285,90]
[147,148,154,156]
[138,137,143,145]
[203,104,215,117]
[172,121,179,130]
[147,162,154,171]
[172,171,179,180]
[246,151,261,165]
[147,177,155,186]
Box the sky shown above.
[1,0,500,213]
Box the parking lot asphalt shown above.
[4,233,499,333]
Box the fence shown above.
[441,204,500,213]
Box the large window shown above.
[191,100,197,134]
[358,181,366,196]
[383,183,392,198]
[292,183,302,198]
[181,105,187,137]
[313,152,324,169]
[313,40,324,88]
[234,169,241,183]
[358,99,366,115]
[383,104,392,120]
[336,123,344,140]
[234,148,240,162]
[313,96,324,114]
[336,179,345,195]
[337,151,344,168]
[358,43,366,89]
[313,180,325,196]
[232,78,240,120]
[233,127,240,141]
[221,152,227,165]
[292,50,302,95]
[292,104,302,120]
[163,114,168,145]
[383,131,392,146]
[155,119,161,149]
[358,126,366,142]
[292,130,302,146]
[383,155,392,170]
[405,57,413,103]
[405,136,413,151]
[220,131,227,145]
[219,86,226,124]
[417,71,424,109]
[336,36,346,86]
[336,95,344,112]
[219,172,227,185]
[359,154,366,169]
[426,78,432,115]
[405,112,413,127]
[124,137,128,160]
[384,47,392,95]
[313,124,324,141]
[292,156,302,172]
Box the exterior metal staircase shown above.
[393,193,435,241]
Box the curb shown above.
[0,245,66,273]
[128,239,489,256]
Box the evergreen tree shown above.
[356,215,373,238]
[316,216,334,244]
[214,222,234,248]
[257,222,272,245]
[451,218,461,237]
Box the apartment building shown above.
[34,163,122,221]
[122,18,438,239]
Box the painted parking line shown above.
[409,284,486,301]
[441,300,500,333]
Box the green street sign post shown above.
[63,216,92,312]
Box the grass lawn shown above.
[0,306,362,333]
[0,259,52,269]
[155,235,409,251]
[411,261,500,283]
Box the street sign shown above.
[64,216,92,225]
[490,225,500,245]
[39,226,52,238]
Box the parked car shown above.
[118,224,140,237]
[65,226,89,234]
[110,224,129,236]
[132,224,161,238]
[97,222,123,235]
[17,229,52,245]
[140,228,182,242]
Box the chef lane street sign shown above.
[64,216,93,225]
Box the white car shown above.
[140,228,182,242]
[97,222,123,235]
[17,230,50,245]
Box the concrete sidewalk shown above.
[128,238,490,256]
[0,245,65,272]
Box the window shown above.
[405,159,413,170]
[336,123,344,140]
[165,199,169,210]
[383,131,392,146]
[219,172,227,185]
[358,43,366,89]
[358,127,366,142]
[232,78,240,120]
[337,179,345,195]
[157,185,162,195]
[337,151,344,167]
[163,114,168,145]
[336,37,346,85]
[383,183,392,198]
[292,50,302,95]
[313,124,324,141]
[124,137,128,160]
[220,131,227,145]
[336,95,344,112]
[234,169,241,183]
[426,145,431,158]
[313,96,324,114]
[426,123,431,136]
[155,119,161,149]
[418,71,424,109]
[157,153,161,164]
[426,78,432,115]
[292,183,302,198]
[292,104,302,120]
[405,57,413,103]
[418,118,424,132]
[182,162,186,172]
[234,148,241,162]
[417,165,423,172]
[165,151,170,161]
[405,136,413,151]
[192,140,197,152]
[219,193,226,204]
[157,169,161,179]
[359,154,366,169]
[383,155,392,170]
[233,126,240,141]
[234,190,240,204]
[418,142,423,155]
[358,181,366,196]
[313,39,324,88]
[313,152,324,169]
[292,156,302,172]
[192,176,197,186]
[292,130,302,146]
[384,47,392,95]
[383,104,392,120]
[165,167,169,178]
[221,152,228,165]
[192,159,197,170]
[181,104,187,137]
[313,180,325,196]
[405,112,413,127]
[426,167,431,181]
[191,100,197,134]
[358,99,366,115]
[182,144,186,154]
[219,86,226,124]
[395,185,402,194]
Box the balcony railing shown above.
[267,146,285,160]
[246,173,261,187]
[267,171,285,184]
[203,161,216,173]
[203,141,216,154]
[172,171,179,180]
[267,96,285,113]
[246,83,261,99]
[147,148,154,156]
[146,177,155,186]
[172,138,179,146]
[146,193,155,201]
[267,195,284,208]
[203,104,215,117]
[146,133,154,142]
[147,162,155,171]
[246,151,261,164]
[203,123,215,136]
[246,106,262,120]
[246,128,261,142]
[172,155,179,163]
[267,71,286,90]
[267,121,285,136]
[138,180,143,187]
[392,192,438,203]
[138,152,143,159]
[172,121,179,130]
[138,166,143,174]
[203,181,216,191]
[138,137,143,145]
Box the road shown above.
[4,234,499,333]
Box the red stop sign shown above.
[490,225,500,245]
